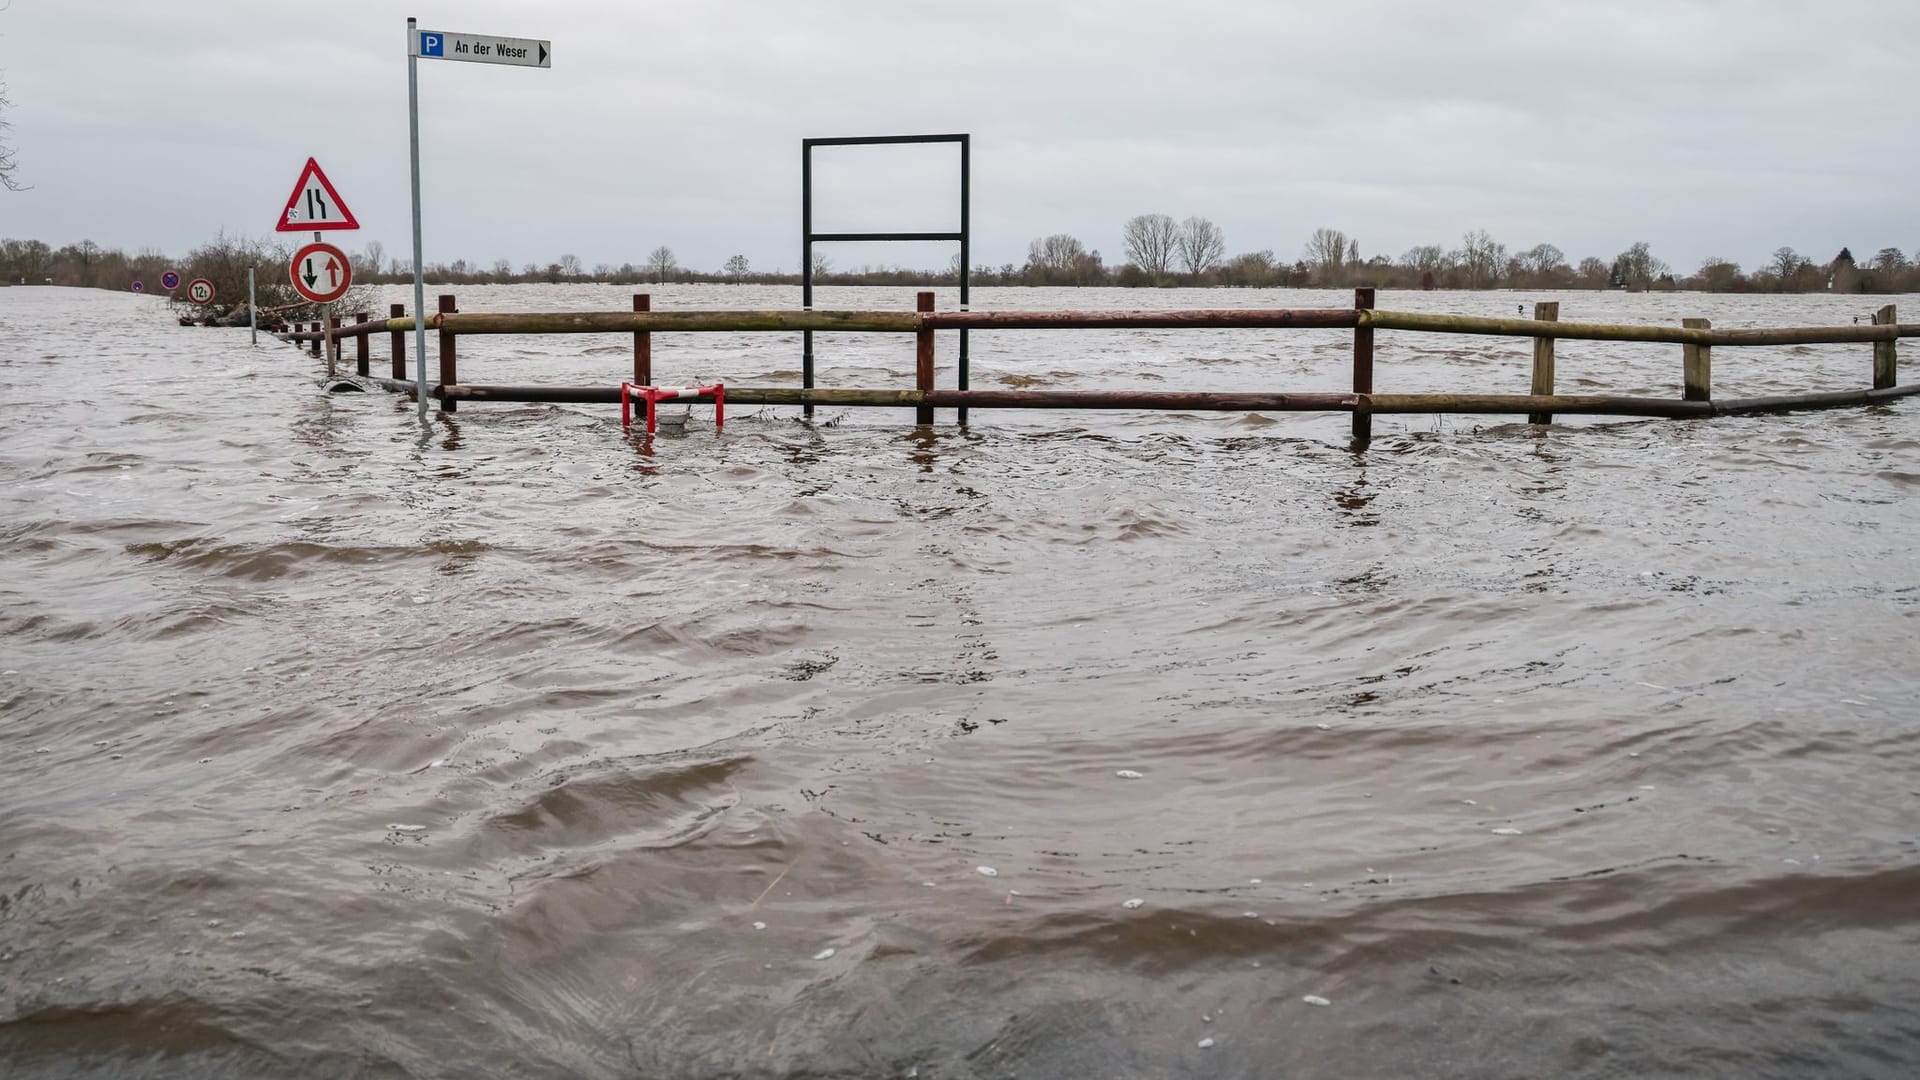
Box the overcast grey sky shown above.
[4,0,1916,276]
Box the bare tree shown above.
[1303,228,1349,284]
[1121,214,1180,279]
[1518,243,1564,277]
[724,254,750,282]
[1457,229,1506,289]
[0,78,25,192]
[646,246,675,283]
[1696,257,1742,292]
[1023,233,1089,283]
[557,253,584,280]
[1769,247,1806,279]
[1398,245,1449,275]
[1614,241,1668,289]
[1221,249,1277,287]
[358,240,386,280]
[1175,217,1226,276]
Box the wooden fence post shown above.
[1874,304,1897,389]
[1528,301,1559,424]
[438,294,457,412]
[389,303,407,381]
[309,322,321,358]
[916,291,935,425]
[1683,318,1711,401]
[1352,287,1375,444]
[325,312,339,377]
[634,293,651,385]
[354,311,370,377]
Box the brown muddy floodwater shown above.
[2,283,1919,1079]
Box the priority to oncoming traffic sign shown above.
[289,241,352,305]
[412,29,550,67]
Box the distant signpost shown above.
[130,281,145,293]
[186,278,216,305]
[160,270,181,291]
[289,241,352,305]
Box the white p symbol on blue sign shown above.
[420,33,443,57]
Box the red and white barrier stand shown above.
[620,382,725,434]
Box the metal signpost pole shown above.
[247,267,257,345]
[407,16,429,419]
[405,21,550,419]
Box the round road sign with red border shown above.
[186,278,216,305]
[160,270,181,291]
[130,281,145,293]
[289,241,352,304]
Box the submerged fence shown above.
[282,288,1916,441]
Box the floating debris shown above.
[1115,769,1145,780]
[429,759,447,768]
[387,824,427,833]
[1248,878,1262,885]
[1122,898,1145,909]
[812,947,836,961]
[1303,995,1331,1007]
[752,921,767,930]
[1490,827,1523,836]
[1197,1037,1215,1049]
[976,866,998,878]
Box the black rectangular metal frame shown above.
[803,133,971,421]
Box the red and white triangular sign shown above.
[276,157,360,232]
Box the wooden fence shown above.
[282,288,1916,442]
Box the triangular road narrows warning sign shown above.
[276,157,360,232]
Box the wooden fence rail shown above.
[279,288,1914,441]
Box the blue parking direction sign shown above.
[412,29,550,67]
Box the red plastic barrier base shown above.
[620,383,725,433]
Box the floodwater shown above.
[2,283,1918,1079]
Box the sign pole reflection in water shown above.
[247,267,257,346]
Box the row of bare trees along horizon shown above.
[7,226,1919,299]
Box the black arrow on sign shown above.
[539,42,548,64]
[303,257,318,288]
